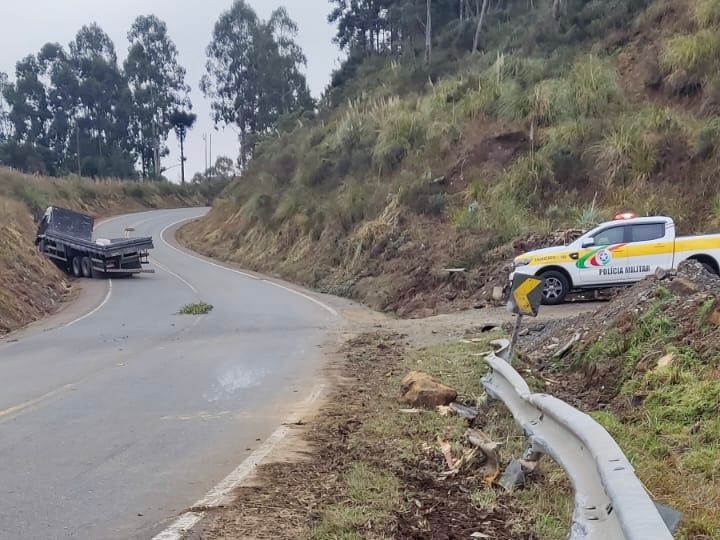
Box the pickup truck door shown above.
[575,224,630,285]
[624,222,674,279]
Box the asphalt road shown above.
[0,208,339,540]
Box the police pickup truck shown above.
[512,214,720,304]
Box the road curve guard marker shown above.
[509,273,543,317]
[482,340,674,540]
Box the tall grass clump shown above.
[335,100,376,152]
[592,123,657,187]
[373,106,426,170]
[661,31,720,77]
[495,80,530,120]
[528,78,572,126]
[695,0,720,28]
[568,55,619,117]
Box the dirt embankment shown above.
[0,167,206,336]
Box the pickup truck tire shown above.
[71,257,82,277]
[81,257,93,278]
[539,270,569,305]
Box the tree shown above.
[0,72,11,142]
[425,0,432,64]
[472,0,489,53]
[201,1,312,167]
[69,24,136,178]
[125,15,190,179]
[38,42,80,174]
[169,109,196,183]
[4,55,51,148]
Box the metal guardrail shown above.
[482,340,674,540]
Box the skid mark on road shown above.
[159,216,339,317]
[151,383,326,540]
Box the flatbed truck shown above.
[35,206,154,278]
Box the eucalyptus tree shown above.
[201,0,312,167]
[125,15,190,179]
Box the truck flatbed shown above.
[36,207,155,277]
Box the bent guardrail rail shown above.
[483,340,674,540]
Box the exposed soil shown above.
[515,261,720,410]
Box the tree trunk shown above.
[425,0,432,65]
[179,131,186,184]
[472,0,489,53]
[553,0,562,20]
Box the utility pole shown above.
[203,133,208,174]
[209,133,213,180]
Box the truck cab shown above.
[512,215,692,304]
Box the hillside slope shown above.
[0,168,210,335]
[182,0,720,316]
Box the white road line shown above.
[158,216,339,317]
[150,258,200,296]
[63,280,113,329]
[151,383,326,540]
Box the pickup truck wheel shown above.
[539,271,569,305]
[81,257,93,278]
[71,257,82,277]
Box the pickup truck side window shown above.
[630,223,665,243]
[594,226,627,245]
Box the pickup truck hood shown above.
[515,245,567,261]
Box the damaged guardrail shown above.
[482,340,674,540]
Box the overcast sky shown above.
[0,0,342,182]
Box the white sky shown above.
[0,0,342,181]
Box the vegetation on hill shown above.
[183,0,720,315]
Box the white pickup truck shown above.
[512,215,720,304]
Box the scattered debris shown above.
[399,408,423,414]
[437,437,455,470]
[178,302,214,315]
[400,371,458,407]
[655,352,676,370]
[436,405,453,416]
[467,428,502,483]
[654,501,683,534]
[553,332,581,359]
[499,459,526,492]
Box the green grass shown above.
[695,0,720,28]
[662,30,720,77]
[177,302,214,315]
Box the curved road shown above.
[0,208,339,540]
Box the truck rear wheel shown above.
[71,257,82,277]
[81,257,93,278]
[539,270,570,305]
